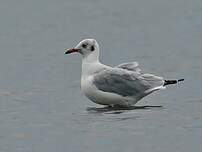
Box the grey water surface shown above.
[0,0,202,152]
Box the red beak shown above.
[65,48,79,54]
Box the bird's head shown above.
[65,39,99,61]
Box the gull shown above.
[65,39,184,107]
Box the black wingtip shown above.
[164,78,184,86]
[178,79,184,82]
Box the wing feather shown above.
[93,68,150,97]
[116,62,141,74]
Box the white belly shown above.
[81,76,136,107]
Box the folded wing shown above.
[116,62,141,74]
[93,60,166,97]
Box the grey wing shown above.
[139,74,165,92]
[93,68,151,97]
[116,62,141,74]
[116,62,165,90]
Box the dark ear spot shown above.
[91,45,95,51]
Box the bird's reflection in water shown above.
[87,105,163,114]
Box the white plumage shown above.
[65,39,183,107]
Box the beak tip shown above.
[64,48,71,54]
[64,48,79,54]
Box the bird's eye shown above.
[82,43,87,48]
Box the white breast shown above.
[81,76,135,107]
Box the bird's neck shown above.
[81,49,108,77]
[82,58,101,77]
[82,51,99,63]
[81,56,108,79]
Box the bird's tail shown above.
[163,79,184,86]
